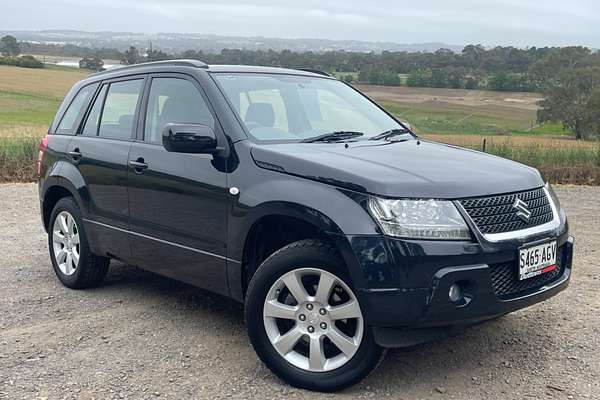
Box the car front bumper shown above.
[338,229,573,348]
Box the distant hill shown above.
[1,30,464,54]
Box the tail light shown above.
[37,134,49,177]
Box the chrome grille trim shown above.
[455,187,560,242]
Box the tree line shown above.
[13,37,600,92]
[4,35,600,139]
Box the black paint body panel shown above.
[127,142,230,296]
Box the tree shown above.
[0,35,20,56]
[146,50,169,62]
[529,46,593,90]
[464,76,479,90]
[358,70,369,82]
[381,71,400,86]
[488,71,510,91]
[342,74,354,83]
[121,46,140,65]
[406,70,429,87]
[79,57,104,71]
[537,67,600,139]
[429,69,448,88]
[460,44,485,69]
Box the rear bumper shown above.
[342,230,573,347]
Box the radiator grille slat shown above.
[460,188,554,234]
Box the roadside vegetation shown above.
[423,135,600,185]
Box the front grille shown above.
[459,187,554,234]
[489,246,565,299]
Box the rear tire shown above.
[48,197,109,289]
[245,239,384,392]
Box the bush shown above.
[362,69,400,86]
[17,55,44,68]
[0,55,44,69]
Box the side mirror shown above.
[162,123,219,154]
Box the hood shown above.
[250,139,544,199]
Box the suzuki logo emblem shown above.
[513,198,531,223]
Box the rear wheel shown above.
[48,197,109,289]
[245,239,384,392]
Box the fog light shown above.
[449,283,462,303]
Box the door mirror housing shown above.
[162,123,219,154]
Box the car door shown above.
[68,77,145,262]
[127,73,230,295]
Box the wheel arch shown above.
[228,201,366,301]
[41,162,88,231]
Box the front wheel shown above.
[245,239,384,392]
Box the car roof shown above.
[206,64,330,77]
[79,60,333,87]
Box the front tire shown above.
[245,239,384,392]
[48,197,109,289]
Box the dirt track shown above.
[1,183,599,399]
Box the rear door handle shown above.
[129,158,148,173]
[68,149,82,161]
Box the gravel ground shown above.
[0,183,599,400]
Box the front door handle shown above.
[129,158,148,173]
[68,148,82,161]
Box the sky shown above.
[2,0,599,48]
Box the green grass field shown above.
[380,101,569,137]
[0,65,598,184]
[0,65,88,138]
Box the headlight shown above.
[368,197,471,240]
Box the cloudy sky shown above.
[3,0,599,47]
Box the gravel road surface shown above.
[0,183,599,399]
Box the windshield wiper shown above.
[302,131,365,143]
[369,128,410,141]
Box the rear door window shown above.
[55,83,98,135]
[98,79,143,140]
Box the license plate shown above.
[519,241,557,280]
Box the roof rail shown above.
[295,68,331,77]
[92,59,208,76]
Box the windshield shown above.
[212,73,409,142]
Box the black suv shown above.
[38,60,573,391]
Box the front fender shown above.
[229,174,380,257]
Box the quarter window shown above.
[98,80,143,140]
[55,84,97,135]
[144,78,214,144]
[81,85,108,136]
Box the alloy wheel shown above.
[52,211,80,276]
[263,267,364,372]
